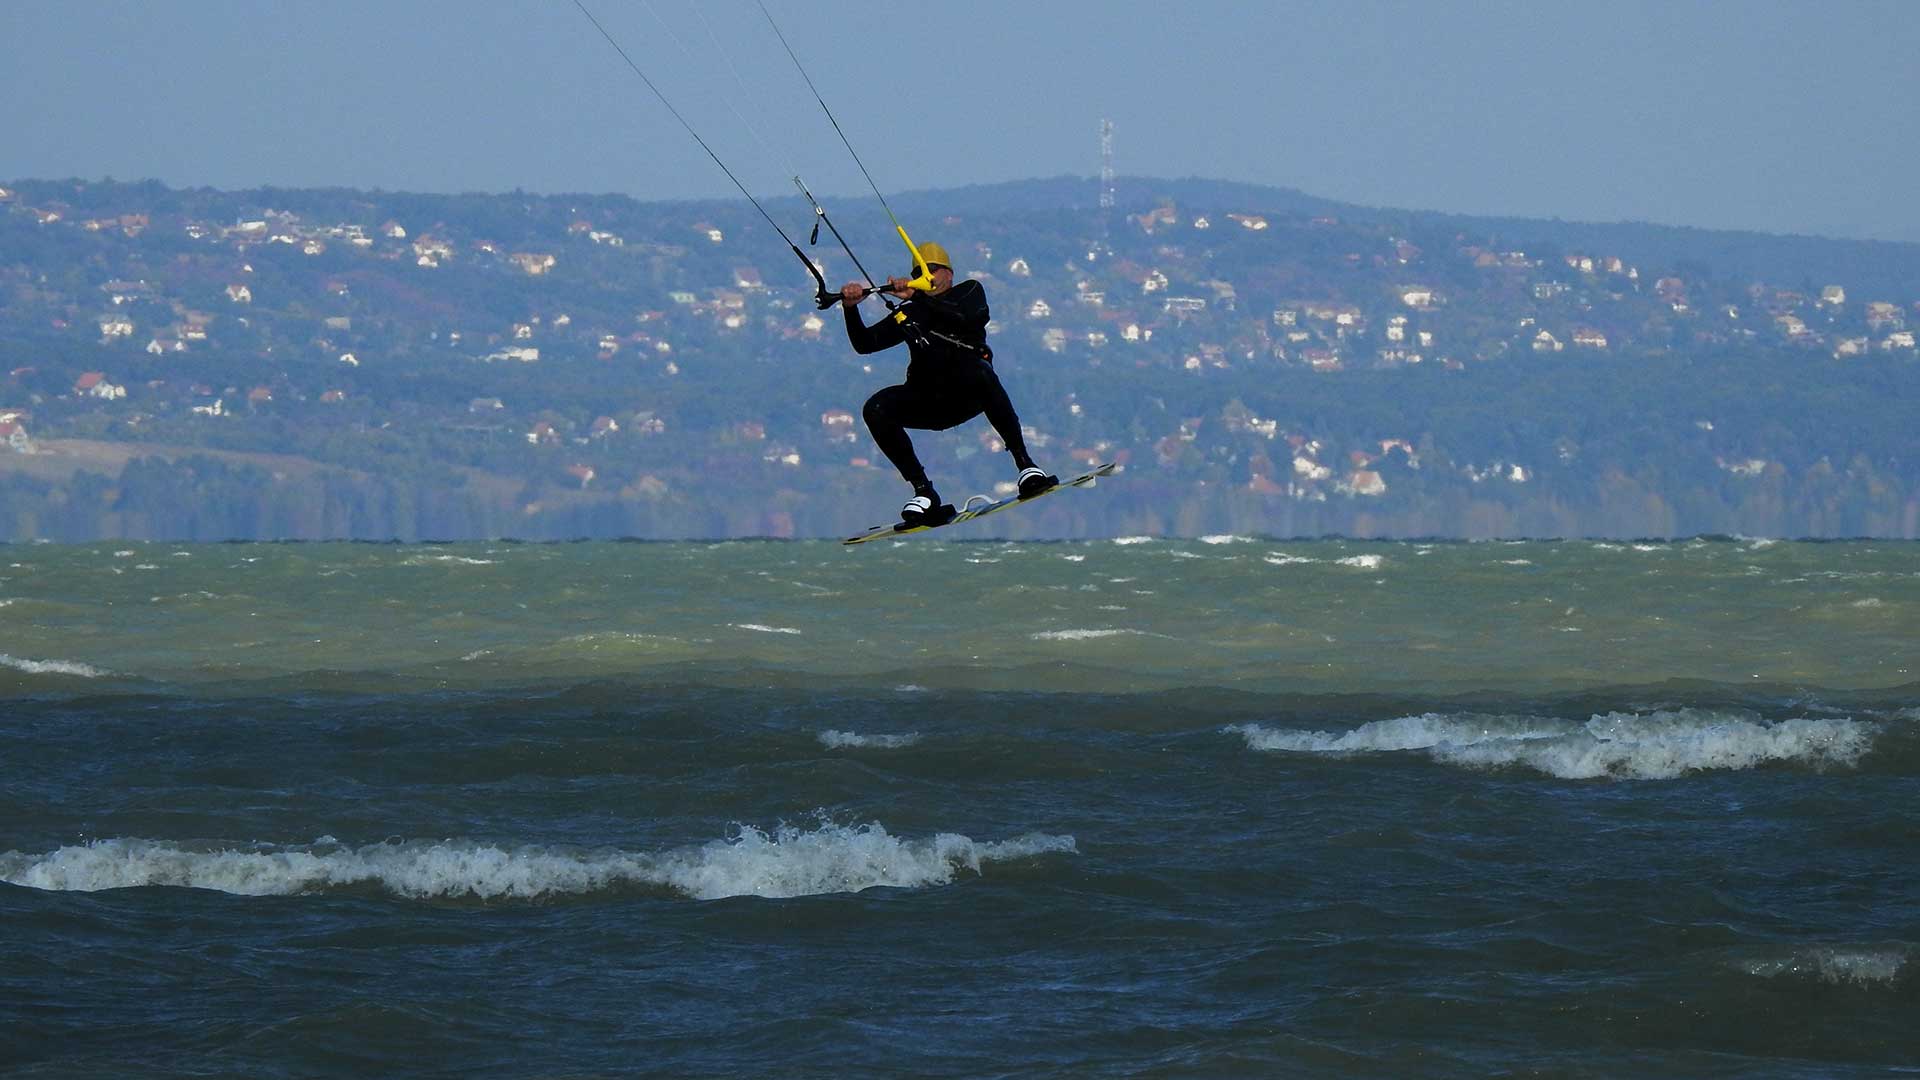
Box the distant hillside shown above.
[897,175,1920,296]
[2,175,1915,541]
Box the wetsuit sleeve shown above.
[906,280,989,341]
[844,301,906,355]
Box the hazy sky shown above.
[6,1,1917,240]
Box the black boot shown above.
[1017,466,1058,498]
[900,486,955,526]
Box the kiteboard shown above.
[843,463,1117,545]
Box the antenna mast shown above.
[1099,118,1115,212]
[1098,118,1116,253]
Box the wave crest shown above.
[818,730,921,749]
[0,653,109,678]
[1731,943,1915,987]
[0,824,1076,902]
[1229,709,1877,779]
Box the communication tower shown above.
[1097,118,1115,255]
[1098,119,1115,211]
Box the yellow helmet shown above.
[912,241,951,274]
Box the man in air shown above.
[840,241,1055,526]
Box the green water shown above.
[3,538,1913,694]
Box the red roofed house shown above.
[1343,470,1387,497]
[83,374,128,400]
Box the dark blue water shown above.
[5,680,1917,1078]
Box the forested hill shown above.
[2,175,1916,541]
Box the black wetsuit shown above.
[845,279,1036,492]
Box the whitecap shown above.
[1030,628,1149,641]
[0,825,1077,902]
[1200,535,1255,545]
[1733,944,1913,987]
[1111,536,1155,545]
[818,730,921,749]
[1229,714,1561,755]
[401,554,495,566]
[1230,709,1877,780]
[0,654,109,678]
[1851,598,1885,609]
[1264,553,1318,566]
[732,623,802,635]
[1336,554,1383,569]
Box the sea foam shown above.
[0,654,108,678]
[1030,628,1151,641]
[818,729,921,749]
[400,554,496,566]
[1229,709,1876,780]
[1732,943,1914,987]
[1263,553,1318,566]
[0,824,1076,901]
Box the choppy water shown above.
[3,538,1917,1077]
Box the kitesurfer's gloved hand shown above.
[885,275,917,299]
[841,282,866,307]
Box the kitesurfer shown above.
[841,241,1056,525]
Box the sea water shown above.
[2,539,1916,1076]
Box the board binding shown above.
[843,462,1117,545]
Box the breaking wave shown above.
[0,824,1076,902]
[399,554,496,566]
[1728,942,1916,987]
[0,653,109,678]
[818,729,921,749]
[1030,628,1154,641]
[1228,709,1878,780]
[1263,553,1318,566]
